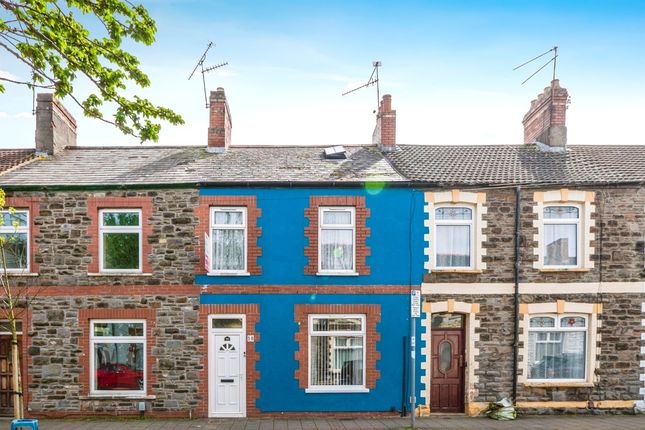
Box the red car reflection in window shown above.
[96,363,143,391]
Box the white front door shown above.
[208,315,246,417]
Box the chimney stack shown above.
[35,93,77,156]
[522,79,569,148]
[373,94,396,152]
[207,87,232,153]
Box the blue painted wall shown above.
[201,293,424,412]
[196,187,426,286]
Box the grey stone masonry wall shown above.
[424,185,645,284]
[8,189,200,286]
[27,294,202,415]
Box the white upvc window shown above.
[210,207,247,274]
[528,314,587,382]
[318,207,356,274]
[98,209,142,273]
[543,205,581,268]
[90,320,146,396]
[0,210,29,272]
[307,314,366,393]
[434,205,474,269]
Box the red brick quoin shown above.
[294,304,381,389]
[195,196,262,275]
[197,304,260,417]
[78,308,157,396]
[4,196,40,273]
[86,197,153,273]
[304,196,370,275]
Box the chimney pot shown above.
[522,80,569,148]
[35,93,77,156]
[207,88,232,153]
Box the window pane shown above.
[530,316,555,328]
[436,225,470,267]
[0,211,27,228]
[0,233,28,269]
[102,212,140,226]
[529,331,585,380]
[212,229,245,271]
[320,229,353,271]
[544,206,579,219]
[439,340,452,373]
[212,318,243,329]
[322,211,352,225]
[312,317,362,332]
[94,343,144,391]
[213,211,243,225]
[431,313,464,329]
[93,322,144,337]
[103,233,140,270]
[0,320,22,333]
[310,335,363,386]
[435,207,472,220]
[545,224,577,266]
[561,316,586,328]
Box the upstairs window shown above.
[0,210,29,271]
[99,209,142,272]
[435,206,473,269]
[528,315,587,381]
[210,207,247,274]
[544,205,580,267]
[319,207,355,274]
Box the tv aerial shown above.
[342,61,381,112]
[188,41,229,108]
[513,46,558,85]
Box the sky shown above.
[1,0,645,148]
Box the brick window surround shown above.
[4,196,39,273]
[195,196,262,275]
[294,304,381,389]
[86,197,153,273]
[197,304,260,417]
[78,308,157,396]
[304,196,370,275]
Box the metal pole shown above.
[411,316,416,428]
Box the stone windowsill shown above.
[80,395,156,400]
[431,269,483,274]
[87,272,153,277]
[522,381,594,388]
[206,272,251,277]
[6,272,39,277]
[538,268,591,273]
[316,272,360,277]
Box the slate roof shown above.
[385,144,645,186]
[0,149,35,174]
[0,145,405,187]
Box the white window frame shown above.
[317,207,356,275]
[209,207,248,275]
[306,314,368,393]
[98,209,143,273]
[0,210,29,272]
[542,204,582,269]
[527,313,588,383]
[433,204,475,270]
[89,319,146,397]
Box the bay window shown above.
[318,207,355,274]
[0,210,29,271]
[99,209,142,272]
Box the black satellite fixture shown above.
[342,61,382,113]
[188,41,229,108]
[513,46,559,85]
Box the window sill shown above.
[522,381,594,388]
[305,387,369,394]
[207,272,251,277]
[88,272,152,277]
[81,394,156,400]
[6,272,39,277]
[431,269,482,274]
[316,272,360,277]
[538,268,591,273]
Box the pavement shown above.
[2,415,644,430]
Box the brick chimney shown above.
[207,87,232,153]
[372,94,396,152]
[35,93,77,156]
[522,79,569,148]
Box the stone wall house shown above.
[385,80,645,415]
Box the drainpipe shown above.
[512,186,521,403]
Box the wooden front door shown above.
[430,313,465,413]
[0,336,20,416]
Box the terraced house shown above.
[0,80,643,418]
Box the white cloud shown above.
[0,70,21,82]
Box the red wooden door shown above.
[430,328,465,413]
[0,336,19,416]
